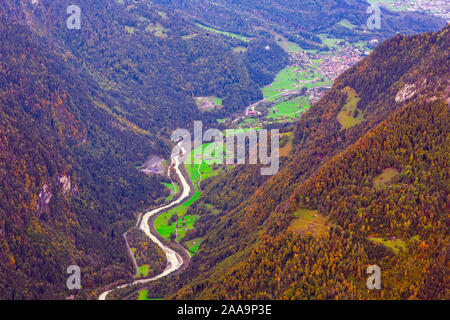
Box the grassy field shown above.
[262,66,330,98]
[196,23,250,42]
[262,67,305,100]
[367,0,408,11]
[137,289,163,300]
[161,182,179,202]
[337,87,363,129]
[154,142,224,242]
[137,289,149,300]
[271,31,302,53]
[146,23,169,38]
[319,36,342,50]
[374,168,400,188]
[184,237,204,257]
[368,237,406,254]
[268,96,310,120]
[137,265,150,278]
[289,208,329,236]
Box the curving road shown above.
[99,142,191,300]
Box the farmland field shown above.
[154,142,224,243]
[368,237,406,254]
[184,238,204,257]
[268,96,310,119]
[137,265,150,278]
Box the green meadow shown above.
[161,182,179,202]
[368,237,406,254]
[268,96,310,120]
[184,237,204,257]
[196,23,250,42]
[137,289,164,301]
[137,265,150,278]
[154,142,224,243]
[262,67,304,100]
[374,168,400,188]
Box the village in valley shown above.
[369,0,450,22]
[194,0,449,130]
[218,35,376,129]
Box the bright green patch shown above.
[154,141,227,241]
[368,237,406,254]
[262,67,304,100]
[233,46,248,54]
[268,96,310,120]
[196,23,250,42]
[271,31,302,53]
[137,289,163,301]
[262,66,330,103]
[184,237,204,257]
[138,289,149,300]
[137,265,150,278]
[161,182,179,201]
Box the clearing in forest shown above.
[289,208,329,236]
[184,237,205,257]
[268,96,310,120]
[196,23,250,42]
[337,86,363,129]
[373,168,400,188]
[137,265,150,278]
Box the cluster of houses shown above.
[388,0,450,22]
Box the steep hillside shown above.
[137,26,449,300]
[1,0,289,118]
[155,0,446,49]
[0,0,291,299]
[0,15,172,298]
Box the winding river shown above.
[99,142,191,300]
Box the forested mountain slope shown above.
[141,26,449,300]
[1,0,288,118]
[155,0,446,49]
[0,16,170,299]
[0,0,287,299]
